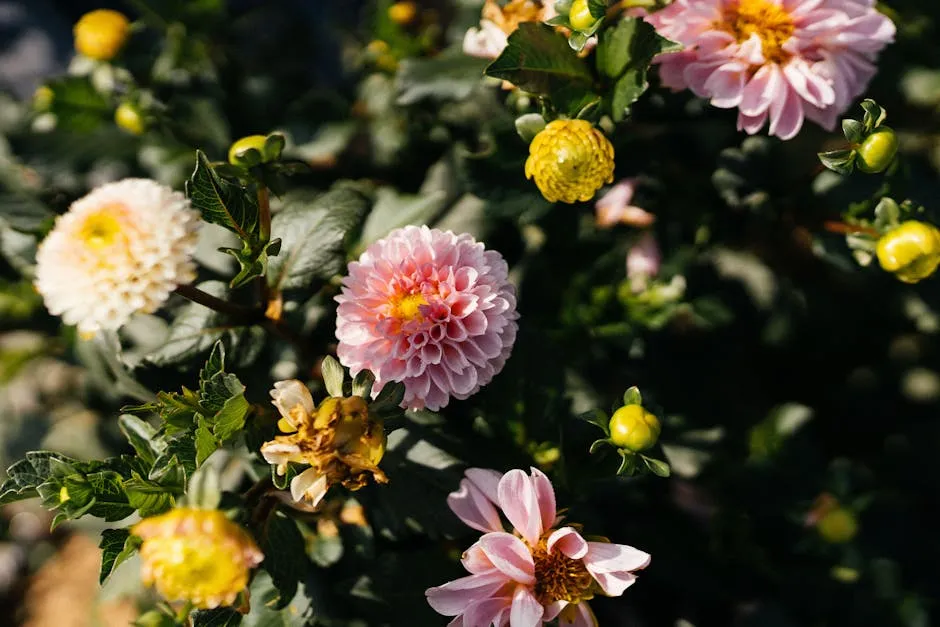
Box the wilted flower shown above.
[335,226,519,410]
[260,380,388,508]
[596,179,655,229]
[464,0,557,59]
[426,468,651,626]
[73,9,131,61]
[526,120,615,204]
[626,232,662,293]
[132,508,263,609]
[34,179,200,335]
[647,0,896,139]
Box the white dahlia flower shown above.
[35,178,200,334]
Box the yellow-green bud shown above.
[388,1,418,25]
[33,86,54,111]
[856,127,898,173]
[114,102,145,135]
[816,508,858,544]
[569,0,598,31]
[228,135,267,166]
[876,221,940,284]
[609,404,661,452]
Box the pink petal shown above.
[497,470,543,545]
[464,597,513,626]
[583,542,652,573]
[740,64,783,117]
[510,585,544,627]
[447,476,504,533]
[547,527,589,560]
[529,467,557,533]
[767,82,804,140]
[425,571,510,616]
[462,544,496,575]
[560,602,598,627]
[478,533,536,585]
[589,570,638,597]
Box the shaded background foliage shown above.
[1,0,940,626]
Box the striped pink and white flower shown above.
[647,0,895,139]
[426,468,651,626]
[335,226,518,411]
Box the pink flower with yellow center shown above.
[426,468,651,626]
[647,0,895,139]
[335,226,519,411]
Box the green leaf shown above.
[641,454,672,478]
[184,463,222,510]
[191,608,242,627]
[99,528,141,584]
[616,450,638,476]
[351,370,376,398]
[186,151,260,242]
[818,149,857,175]
[861,98,887,132]
[396,48,491,105]
[874,197,902,231]
[195,417,218,466]
[485,23,595,103]
[842,119,865,144]
[623,386,643,407]
[124,475,175,517]
[589,438,612,454]
[597,17,682,121]
[588,0,608,18]
[267,186,370,291]
[118,415,165,468]
[46,77,110,132]
[85,471,136,521]
[259,514,307,609]
[212,394,250,443]
[0,451,78,505]
[578,408,610,436]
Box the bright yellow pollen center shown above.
[532,540,595,605]
[722,0,795,64]
[78,208,123,249]
[390,292,427,322]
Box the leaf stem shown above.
[257,186,271,244]
[174,284,260,324]
[823,221,880,237]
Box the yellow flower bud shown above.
[260,383,389,509]
[33,86,54,111]
[228,134,268,166]
[816,508,858,544]
[569,0,598,31]
[132,508,263,609]
[856,127,898,174]
[525,120,615,204]
[73,10,130,61]
[876,221,940,284]
[608,404,661,452]
[114,102,145,135]
[388,1,418,25]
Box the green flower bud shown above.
[876,221,940,284]
[114,102,146,135]
[856,126,898,173]
[569,0,599,31]
[609,404,661,452]
[816,508,858,544]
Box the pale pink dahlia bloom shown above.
[646,0,895,139]
[627,232,662,294]
[335,226,519,411]
[426,468,651,626]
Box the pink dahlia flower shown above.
[646,0,895,139]
[426,468,651,626]
[627,232,662,294]
[335,226,519,411]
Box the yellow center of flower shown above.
[721,0,795,65]
[531,540,595,605]
[78,208,123,249]
[390,292,427,322]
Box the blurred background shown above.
[2,0,940,626]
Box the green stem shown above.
[174,284,260,324]
[257,186,271,244]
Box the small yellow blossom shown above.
[132,508,263,609]
[74,9,130,61]
[261,381,388,508]
[388,2,418,25]
[876,221,940,284]
[114,102,145,135]
[525,120,615,203]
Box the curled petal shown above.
[497,470,543,545]
[583,542,651,573]
[448,476,503,533]
[547,527,589,560]
[478,533,535,585]
[289,468,328,507]
[426,571,511,616]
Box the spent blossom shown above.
[595,179,655,229]
[464,0,556,59]
[335,226,519,411]
[647,0,896,139]
[426,467,651,626]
